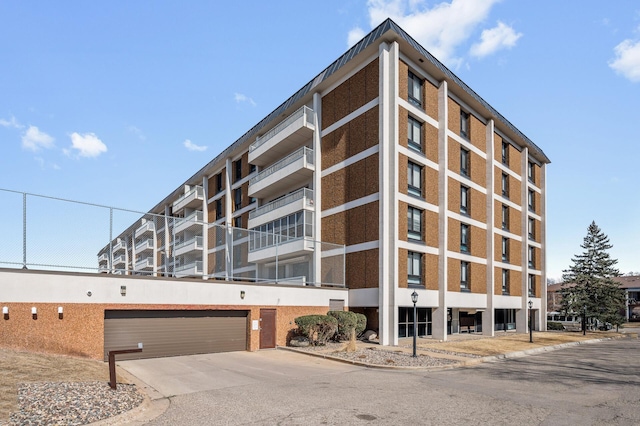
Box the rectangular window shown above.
[502,269,509,295]
[501,204,509,230]
[460,223,470,253]
[502,237,509,262]
[528,274,536,297]
[528,190,535,212]
[408,251,423,287]
[215,173,223,194]
[234,159,242,182]
[234,188,242,210]
[528,217,535,240]
[460,147,470,177]
[407,161,423,198]
[460,110,470,139]
[215,199,223,220]
[501,173,509,198]
[233,216,243,239]
[408,116,422,152]
[460,185,469,215]
[460,261,470,291]
[528,245,535,269]
[249,163,256,174]
[407,206,422,241]
[528,161,534,183]
[501,142,509,165]
[408,71,423,108]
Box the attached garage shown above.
[104,309,248,361]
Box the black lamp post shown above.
[528,299,533,343]
[583,305,587,336]
[411,291,418,357]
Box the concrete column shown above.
[540,161,547,331]
[516,146,529,333]
[432,79,449,341]
[202,175,208,280]
[225,158,233,280]
[483,119,495,336]
[313,92,322,287]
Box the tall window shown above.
[502,237,509,262]
[215,199,223,220]
[234,159,242,182]
[460,147,470,177]
[249,163,256,174]
[215,173,223,194]
[528,190,535,212]
[460,110,470,139]
[460,223,470,253]
[501,142,509,165]
[528,245,535,269]
[408,251,423,287]
[234,216,243,239]
[528,274,536,297]
[408,71,423,108]
[407,207,423,241]
[501,204,509,230]
[408,161,423,198]
[502,269,509,294]
[528,161,535,183]
[501,173,509,198]
[460,261,470,291]
[528,217,535,240]
[408,116,422,152]
[460,185,469,215]
[234,188,242,210]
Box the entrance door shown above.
[259,309,277,349]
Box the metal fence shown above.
[0,188,345,287]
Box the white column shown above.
[164,205,171,276]
[225,158,233,280]
[313,92,323,287]
[432,80,449,341]
[516,146,529,333]
[540,161,547,331]
[202,175,208,280]
[483,119,495,336]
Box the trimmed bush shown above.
[327,311,368,341]
[547,321,564,331]
[294,315,338,346]
[354,313,367,336]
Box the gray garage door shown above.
[104,310,248,361]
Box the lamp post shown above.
[528,299,533,343]
[583,305,587,336]
[411,291,419,357]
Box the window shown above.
[398,307,431,337]
[460,185,469,215]
[460,223,470,253]
[528,274,536,297]
[215,173,223,194]
[408,71,423,108]
[501,142,509,165]
[528,217,535,240]
[460,261,470,291]
[234,188,242,210]
[501,269,509,295]
[501,237,509,262]
[408,251,423,287]
[460,110,470,139]
[234,216,243,239]
[249,163,256,174]
[528,190,535,212]
[234,159,242,182]
[501,204,509,230]
[528,161,535,183]
[215,199,223,220]
[407,161,423,198]
[501,173,509,198]
[407,207,422,241]
[408,116,422,152]
[528,245,535,269]
[460,147,470,177]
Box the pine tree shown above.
[560,222,625,328]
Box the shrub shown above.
[294,315,338,346]
[327,311,358,341]
[547,321,564,331]
[354,313,367,336]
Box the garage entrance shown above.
[104,309,248,361]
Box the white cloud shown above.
[68,132,107,158]
[348,27,367,47]
[127,125,146,141]
[21,125,55,151]
[609,39,640,82]
[234,93,257,107]
[352,0,508,68]
[183,139,207,152]
[0,115,24,129]
[470,21,522,58]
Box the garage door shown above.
[104,310,248,361]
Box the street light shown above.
[411,291,419,357]
[583,305,587,336]
[528,299,533,343]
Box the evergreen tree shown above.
[560,222,625,328]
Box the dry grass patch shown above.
[418,331,622,357]
[0,349,123,421]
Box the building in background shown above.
[98,18,550,345]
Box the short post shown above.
[411,291,419,357]
[108,343,143,390]
[528,299,533,343]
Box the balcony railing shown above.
[249,188,314,220]
[112,254,126,265]
[174,236,203,252]
[98,253,109,263]
[175,260,203,276]
[136,221,155,236]
[250,147,314,186]
[135,238,154,252]
[112,240,126,253]
[174,210,204,233]
[135,257,154,270]
[172,185,204,211]
[250,106,314,153]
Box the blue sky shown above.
[1,0,639,279]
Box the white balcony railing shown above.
[112,240,126,253]
[174,236,203,254]
[249,188,314,221]
[135,238,154,252]
[136,221,155,236]
[135,257,154,270]
[172,186,204,212]
[250,106,314,153]
[175,260,204,277]
[174,210,204,234]
[98,253,109,263]
[112,254,126,265]
[249,147,314,186]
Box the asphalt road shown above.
[133,336,640,425]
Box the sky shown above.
[1,0,639,280]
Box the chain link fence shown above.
[0,189,345,287]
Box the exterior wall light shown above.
[120,285,126,296]
[2,306,8,320]
[31,306,37,320]
[240,290,245,300]
[58,306,64,320]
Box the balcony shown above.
[248,237,315,264]
[175,260,204,278]
[113,254,126,266]
[135,256,154,271]
[174,210,204,234]
[248,106,315,166]
[112,240,127,253]
[248,188,314,229]
[98,253,109,264]
[136,221,155,236]
[174,236,204,257]
[173,186,204,213]
[135,238,154,253]
[248,147,314,199]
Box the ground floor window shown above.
[398,307,432,337]
[495,309,516,331]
